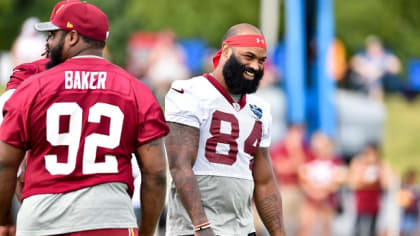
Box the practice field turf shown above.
[383,95,420,176]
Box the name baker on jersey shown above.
[64,71,106,90]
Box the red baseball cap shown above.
[35,0,109,42]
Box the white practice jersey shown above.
[165,74,272,180]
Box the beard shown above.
[222,54,264,94]
[46,34,66,69]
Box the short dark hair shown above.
[81,35,106,49]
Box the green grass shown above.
[383,95,420,175]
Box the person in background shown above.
[349,35,402,100]
[0,10,54,236]
[0,1,169,236]
[0,57,49,236]
[10,17,46,67]
[348,143,393,236]
[147,30,189,105]
[298,132,346,236]
[398,169,420,236]
[270,125,308,236]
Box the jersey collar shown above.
[203,73,247,110]
[72,55,104,59]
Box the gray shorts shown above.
[166,175,255,236]
[17,182,137,236]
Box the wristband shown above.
[193,221,211,232]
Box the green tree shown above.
[0,0,260,66]
[335,0,420,69]
[107,0,259,65]
[1,0,419,68]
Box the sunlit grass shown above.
[383,95,420,175]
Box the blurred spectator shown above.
[349,35,402,100]
[348,143,393,236]
[298,132,346,236]
[270,125,308,236]
[126,31,158,83]
[10,17,46,67]
[146,30,189,104]
[398,169,420,236]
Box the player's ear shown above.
[222,43,232,59]
[67,30,80,47]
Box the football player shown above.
[165,23,285,236]
[0,1,168,236]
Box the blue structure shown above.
[315,0,336,137]
[284,0,336,137]
[285,0,306,125]
[407,59,420,91]
[179,39,208,75]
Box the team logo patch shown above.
[249,104,262,120]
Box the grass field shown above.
[383,95,420,176]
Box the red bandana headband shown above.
[212,34,267,68]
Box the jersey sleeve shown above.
[6,58,48,90]
[165,80,203,128]
[259,103,272,148]
[0,78,38,150]
[135,82,169,146]
[0,89,16,124]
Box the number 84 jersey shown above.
[165,74,272,180]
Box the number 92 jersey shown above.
[165,74,272,180]
[0,57,169,200]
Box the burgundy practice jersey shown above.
[0,56,169,200]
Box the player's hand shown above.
[15,173,24,202]
[15,156,26,203]
[195,227,216,236]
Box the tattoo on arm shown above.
[257,193,283,232]
[166,122,199,167]
[253,147,284,233]
[136,138,167,234]
[165,122,208,224]
[144,138,162,152]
